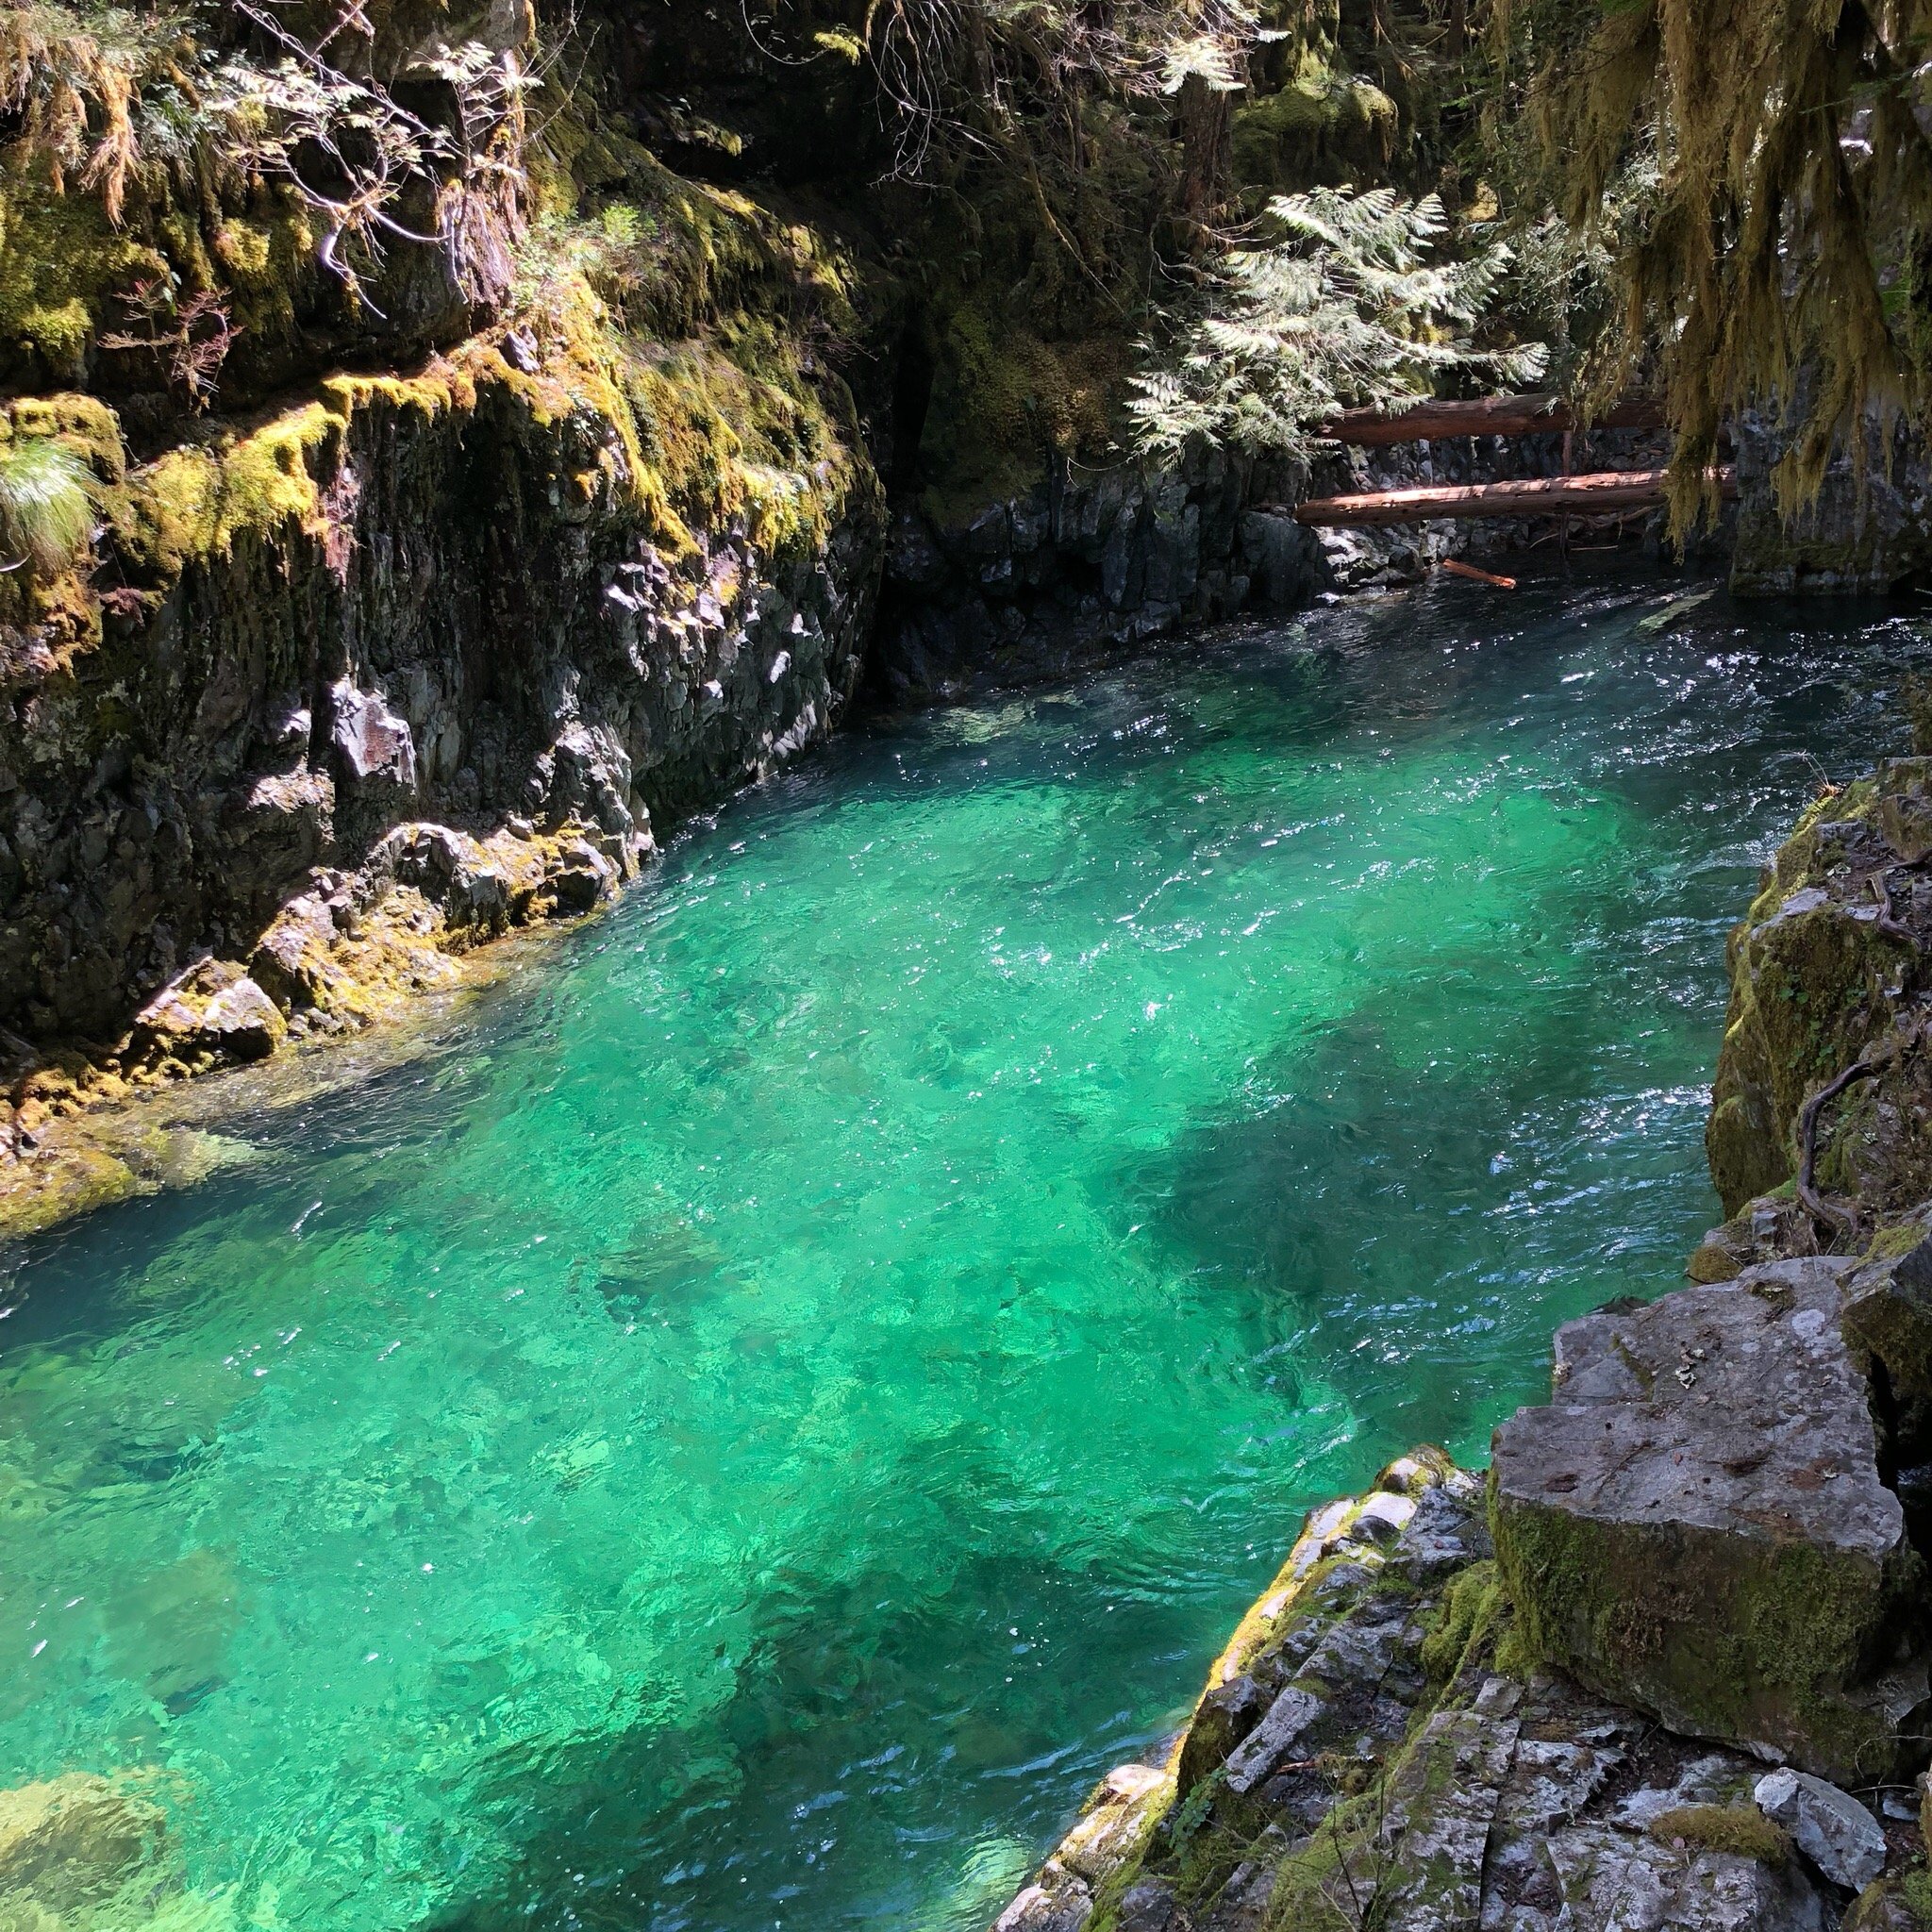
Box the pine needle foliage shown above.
[1510,0,1932,528]
[1126,186,1545,462]
[0,439,93,580]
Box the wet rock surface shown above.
[1491,1258,1928,1784]
[872,448,1318,704]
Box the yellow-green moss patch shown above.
[1647,1803,1790,1865]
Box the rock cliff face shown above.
[872,426,1682,704]
[1730,414,1932,597]
[1,353,884,1049]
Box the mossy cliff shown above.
[1705,759,1932,1226]
[0,0,918,1189]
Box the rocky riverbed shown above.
[991,748,1932,1932]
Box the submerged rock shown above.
[1490,1258,1929,1784]
[0,1773,167,1922]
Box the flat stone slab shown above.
[1491,1259,1928,1782]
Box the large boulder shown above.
[1491,1258,1930,1784]
[127,958,288,1067]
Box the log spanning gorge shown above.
[1,576,1924,1932]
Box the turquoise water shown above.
[1,576,1924,1931]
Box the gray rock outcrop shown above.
[1753,1768,1889,1891]
[1842,1233,1932,1465]
[994,1451,1840,1932]
[1491,1258,1930,1785]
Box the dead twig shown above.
[1869,874,1916,946]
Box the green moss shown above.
[1647,1803,1790,1864]
[1864,1210,1932,1266]
[213,203,315,348]
[0,1142,147,1240]
[0,181,165,381]
[120,400,341,574]
[918,308,1124,525]
[7,394,126,485]
[1491,1471,1922,1781]
[1419,1559,1501,1680]
[1900,1869,1932,1925]
[1232,71,1400,191]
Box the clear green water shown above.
[2,576,1924,1932]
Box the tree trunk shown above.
[1176,71,1231,252]
[1291,467,1735,527]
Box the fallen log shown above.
[1322,393,1666,444]
[1291,466,1735,528]
[1439,558,1517,590]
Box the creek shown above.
[1,574,1923,1931]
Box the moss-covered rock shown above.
[996,1450,1838,1932]
[1707,763,1932,1220]
[1491,1259,1929,1785]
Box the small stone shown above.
[1350,1491,1418,1543]
[1754,1768,1888,1890]
[1115,1877,1178,1932]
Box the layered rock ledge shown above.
[991,1444,1907,1932]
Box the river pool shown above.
[1,574,1924,1931]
